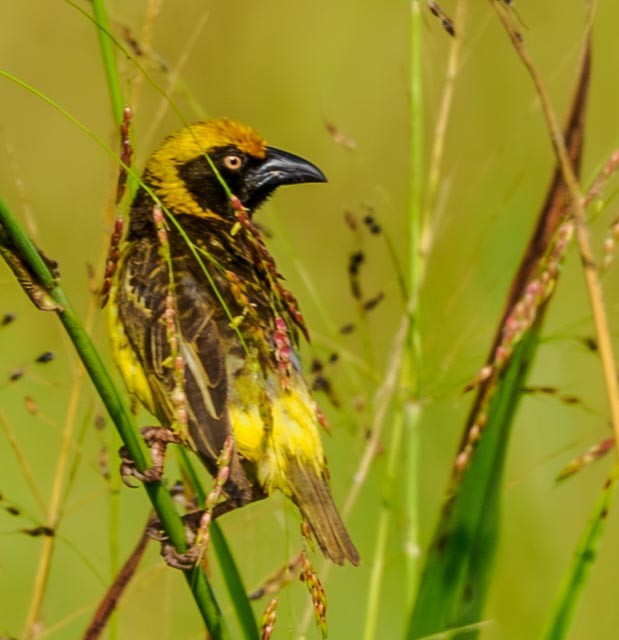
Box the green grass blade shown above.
[91,0,124,124]
[0,197,230,639]
[407,328,539,639]
[211,525,258,639]
[542,467,619,640]
[406,41,590,638]
[178,448,259,640]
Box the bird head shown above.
[144,118,326,219]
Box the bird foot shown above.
[147,510,210,570]
[119,426,182,487]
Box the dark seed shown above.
[35,351,55,364]
[1,313,16,326]
[9,369,25,382]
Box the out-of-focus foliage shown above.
[2,2,619,639]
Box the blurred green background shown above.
[1,1,619,638]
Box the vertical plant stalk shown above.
[542,465,619,639]
[90,5,131,635]
[488,5,619,636]
[141,10,210,152]
[299,299,412,635]
[405,0,467,609]
[407,29,592,639]
[128,0,163,109]
[488,1,619,451]
[82,525,150,640]
[363,412,404,640]
[22,368,87,640]
[178,448,259,640]
[405,0,424,607]
[0,410,46,515]
[426,0,466,215]
[91,0,124,124]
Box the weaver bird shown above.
[107,118,359,566]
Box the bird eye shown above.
[223,154,243,171]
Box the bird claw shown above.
[119,450,163,486]
[119,426,182,486]
[147,510,206,570]
[161,544,201,571]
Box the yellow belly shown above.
[229,367,325,496]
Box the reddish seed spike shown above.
[230,194,312,347]
[230,194,246,212]
[193,436,235,565]
[313,403,330,432]
[260,597,278,640]
[116,106,133,204]
[100,217,125,307]
[273,315,294,388]
[23,395,38,415]
[300,553,328,638]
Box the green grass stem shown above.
[363,410,404,640]
[0,196,229,639]
[542,466,619,640]
[405,0,424,605]
[91,0,125,125]
[178,448,260,640]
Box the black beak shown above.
[247,147,327,193]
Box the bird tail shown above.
[287,459,360,566]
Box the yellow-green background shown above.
[1,2,619,638]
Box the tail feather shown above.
[288,459,360,566]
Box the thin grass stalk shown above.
[406,3,466,610]
[67,0,235,201]
[91,0,124,125]
[363,411,404,640]
[487,1,619,453]
[141,9,211,152]
[542,465,619,639]
[22,366,87,639]
[21,260,103,637]
[0,409,46,515]
[299,298,412,634]
[426,0,466,216]
[0,197,229,639]
[128,0,162,110]
[91,5,137,635]
[107,430,121,640]
[407,31,592,638]
[82,526,150,640]
[405,0,424,605]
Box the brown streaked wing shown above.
[118,241,233,476]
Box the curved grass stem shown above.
[0,197,230,639]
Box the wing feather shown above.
[117,241,248,494]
